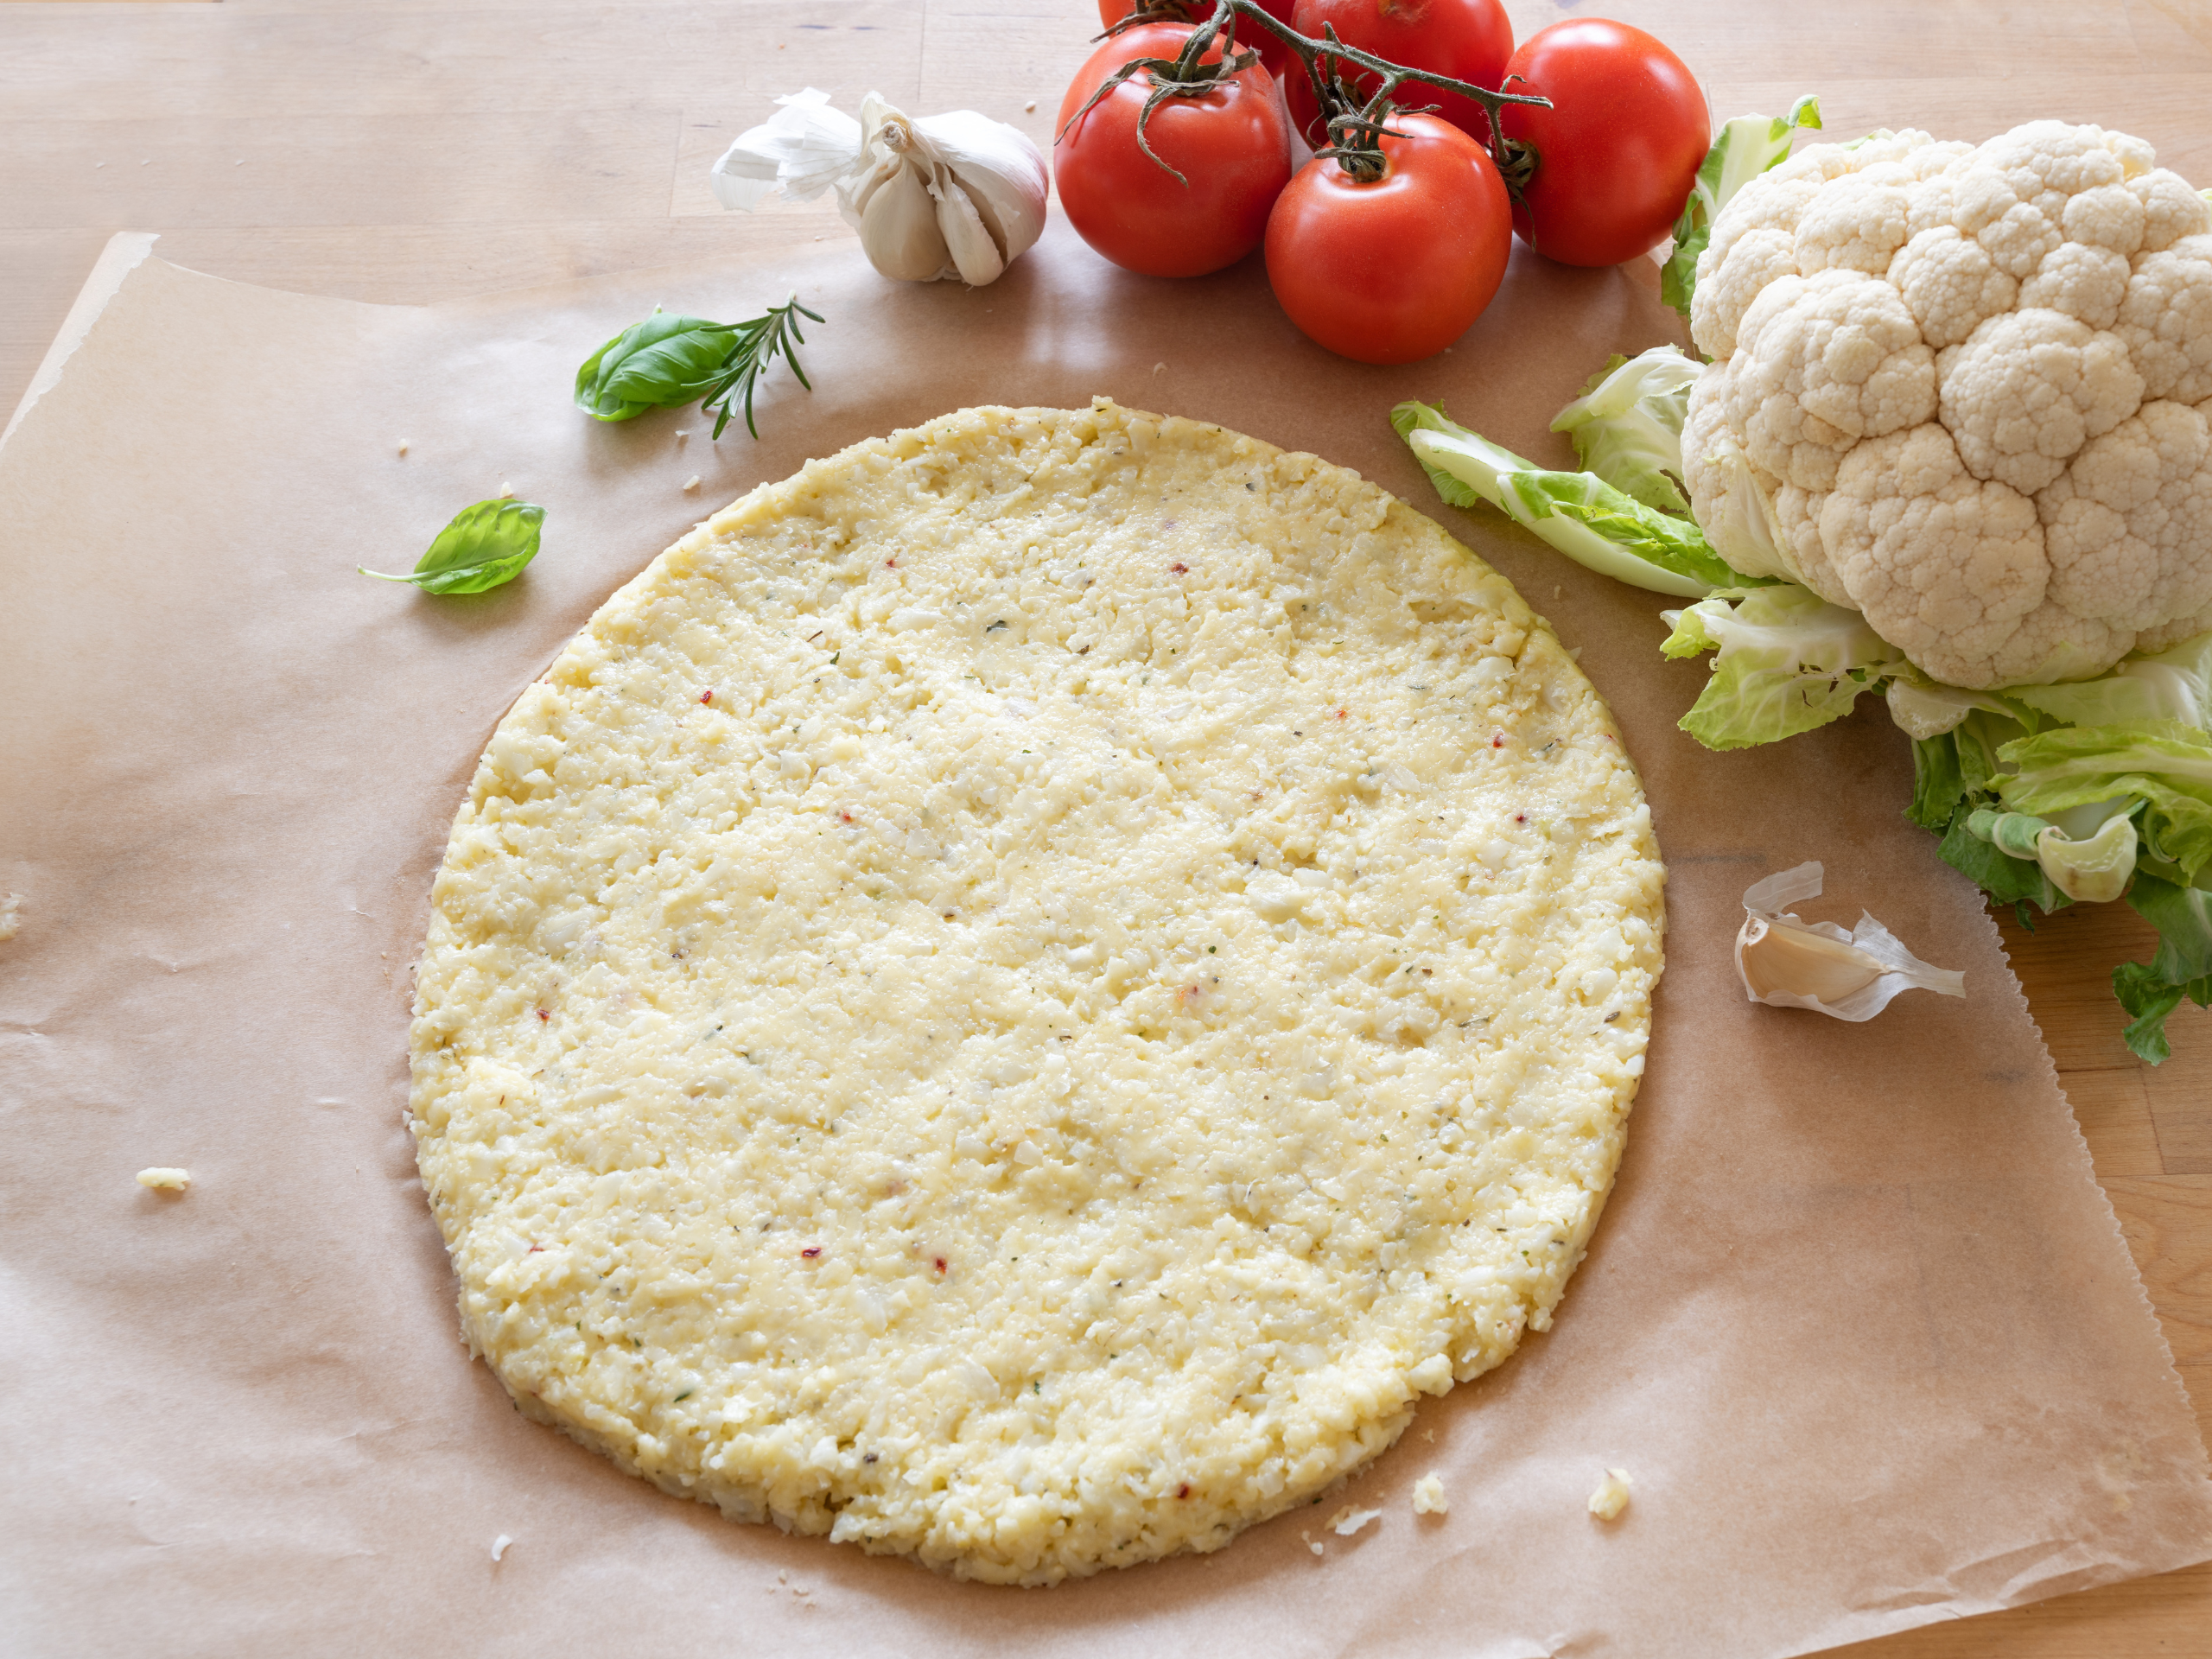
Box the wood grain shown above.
[3,2,2208,1651]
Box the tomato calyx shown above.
[1058,27,1268,186]
[1069,0,1551,190]
[1311,105,1417,185]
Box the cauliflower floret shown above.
[1937,308,2143,493]
[2059,184,2147,257]
[2119,236,2212,404]
[1773,482,1850,603]
[1794,167,1918,276]
[1683,364,1791,578]
[2020,242,2132,329]
[1687,120,2212,688]
[1694,226,1803,361]
[1949,173,2064,280]
[2131,172,2211,253]
[1820,423,2052,685]
[1728,270,1937,490]
[1889,227,2019,347]
[2037,400,2212,631]
[2136,607,2212,652]
[1682,363,1851,604]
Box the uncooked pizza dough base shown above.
[410,399,1664,1583]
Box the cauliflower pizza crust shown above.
[409,400,1664,1584]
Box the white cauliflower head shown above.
[1683,121,2212,687]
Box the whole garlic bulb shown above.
[712,89,1048,286]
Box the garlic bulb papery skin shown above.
[711,89,1047,287]
[710,89,863,212]
[1736,862,1965,1022]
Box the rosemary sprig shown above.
[702,296,822,439]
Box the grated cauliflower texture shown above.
[1685,121,2212,688]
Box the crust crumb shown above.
[1588,1469,1633,1521]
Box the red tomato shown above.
[1095,0,1300,82]
[1283,0,1514,149]
[1497,19,1709,268]
[1057,22,1295,278]
[1264,111,1512,364]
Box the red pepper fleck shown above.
[526,1243,544,1254]
[801,1246,822,1259]
[1515,812,1527,823]
[1335,709,1348,720]
[840,810,855,823]
[1176,1483,1192,1499]
[536,1008,550,1021]
[934,1257,948,1273]
[885,558,898,568]
[700,690,714,704]
[1491,734,1505,747]
[1170,563,1188,575]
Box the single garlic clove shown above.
[913,109,1049,263]
[932,173,1007,286]
[1733,861,1964,1021]
[860,164,954,282]
[835,149,901,235]
[1736,914,1885,1004]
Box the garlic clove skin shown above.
[859,162,955,283]
[712,89,863,212]
[1737,915,1885,1003]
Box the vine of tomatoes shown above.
[1054,1,1713,358]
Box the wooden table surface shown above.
[4,1,2209,1651]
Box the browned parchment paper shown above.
[3,224,2208,1659]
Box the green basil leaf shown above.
[575,313,743,422]
[359,499,543,595]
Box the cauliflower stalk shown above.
[1389,116,2212,1059]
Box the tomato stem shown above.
[1209,0,1548,178]
[1069,0,1552,189]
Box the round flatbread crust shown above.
[410,400,1664,1583]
